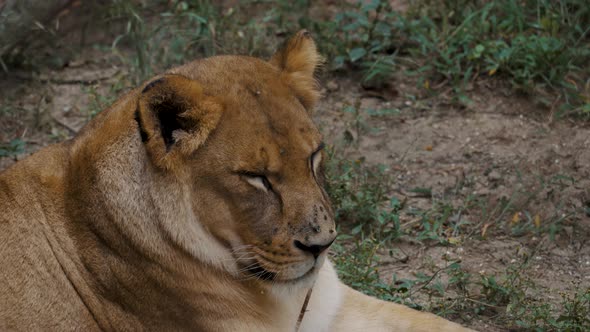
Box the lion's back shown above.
[0,146,100,331]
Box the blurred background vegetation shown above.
[1,0,589,117]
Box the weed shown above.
[480,261,590,331]
[334,231,590,329]
[316,0,590,115]
[319,0,401,86]
[331,237,385,295]
[404,199,474,245]
[3,0,590,116]
[107,0,150,79]
[84,85,119,120]
[0,139,25,158]
[341,102,400,145]
[326,153,403,242]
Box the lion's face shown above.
[135,31,336,283]
[189,72,336,283]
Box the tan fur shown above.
[0,31,474,331]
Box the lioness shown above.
[0,31,473,331]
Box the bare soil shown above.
[1,53,589,331]
[316,75,590,330]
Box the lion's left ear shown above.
[270,30,323,110]
[136,74,223,170]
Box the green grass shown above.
[314,0,590,116]
[6,0,588,117]
[0,139,25,158]
[98,0,589,117]
[325,152,588,329]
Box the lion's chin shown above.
[241,257,323,285]
[283,265,317,284]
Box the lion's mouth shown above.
[241,261,316,283]
[246,262,277,281]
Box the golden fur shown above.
[0,31,473,331]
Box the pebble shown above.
[326,80,339,92]
[488,170,502,181]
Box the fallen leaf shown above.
[481,223,490,237]
[448,237,461,245]
[511,212,520,224]
[534,214,541,228]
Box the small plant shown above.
[479,261,590,331]
[332,236,419,306]
[326,153,402,242]
[315,0,590,115]
[554,288,590,331]
[106,0,150,79]
[341,102,401,144]
[84,85,121,120]
[323,0,400,86]
[0,139,26,158]
[404,199,473,245]
[331,237,384,295]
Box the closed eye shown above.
[310,142,325,176]
[311,150,322,175]
[240,172,272,192]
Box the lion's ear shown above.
[270,30,323,110]
[136,74,223,170]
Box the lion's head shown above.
[130,30,336,284]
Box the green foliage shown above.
[333,234,590,330]
[341,103,401,142]
[5,0,589,116]
[326,152,587,328]
[317,0,400,86]
[480,263,590,331]
[407,1,589,89]
[331,238,391,297]
[326,154,402,242]
[84,85,121,120]
[319,0,590,115]
[0,139,25,158]
[103,0,314,82]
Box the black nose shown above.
[294,238,336,258]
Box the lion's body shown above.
[0,31,472,332]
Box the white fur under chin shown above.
[298,260,343,332]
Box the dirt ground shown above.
[1,50,589,331]
[317,76,590,330]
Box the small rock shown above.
[488,170,502,181]
[326,80,339,92]
[476,188,490,196]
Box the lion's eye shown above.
[242,173,272,192]
[311,150,322,176]
[310,142,325,177]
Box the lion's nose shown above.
[294,236,336,258]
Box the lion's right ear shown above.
[135,74,223,170]
[270,30,323,111]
